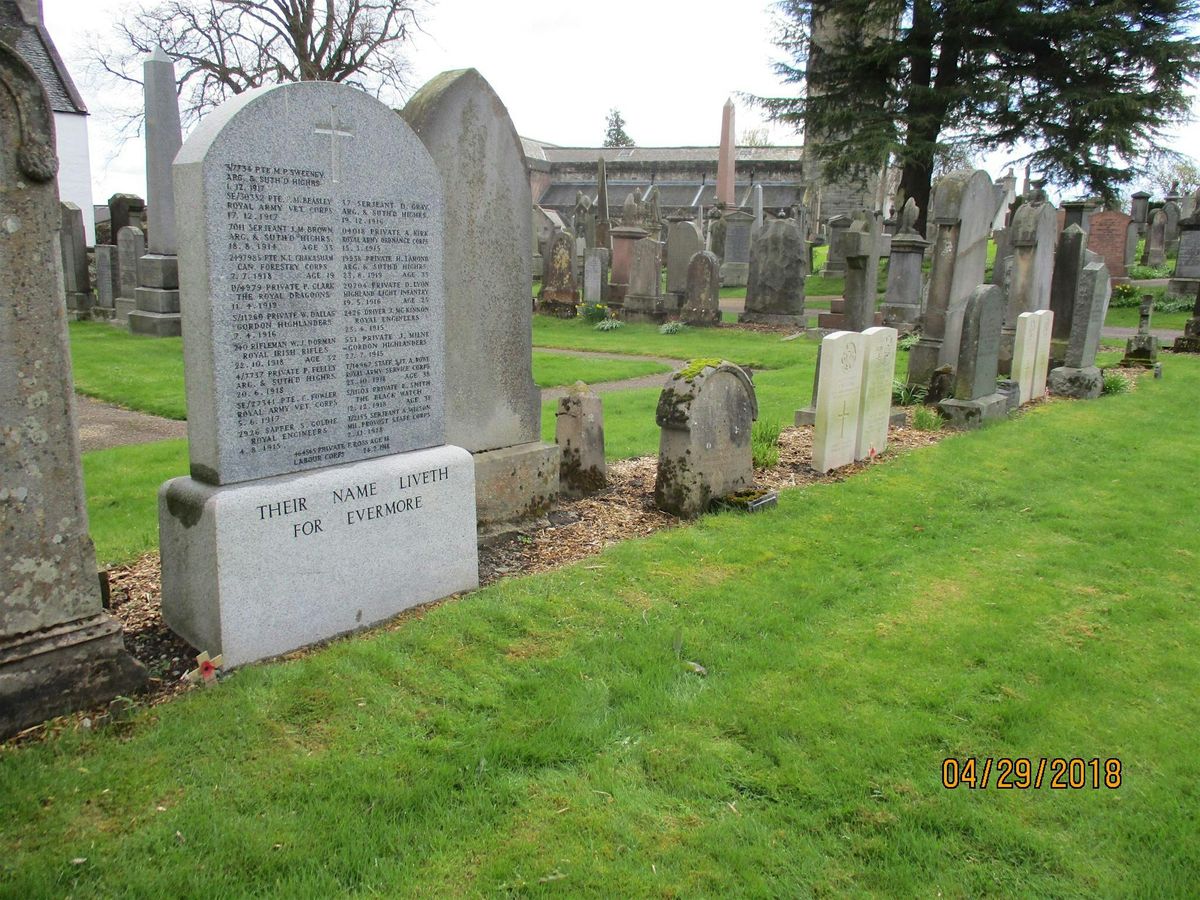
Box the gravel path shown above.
[75,394,187,453]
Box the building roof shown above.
[530,145,804,165]
[0,0,88,115]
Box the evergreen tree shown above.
[604,108,635,147]
[758,0,1200,228]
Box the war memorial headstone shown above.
[681,250,722,326]
[0,41,144,738]
[402,68,558,526]
[129,47,184,337]
[906,169,994,388]
[938,284,1008,428]
[856,326,898,460]
[158,81,478,668]
[654,361,758,517]
[812,331,865,472]
[1048,258,1111,399]
[556,382,606,498]
[740,218,806,326]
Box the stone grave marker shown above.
[1171,284,1200,353]
[583,250,603,304]
[160,80,478,668]
[108,192,145,236]
[402,68,559,526]
[856,326,898,460]
[115,225,144,322]
[812,331,865,473]
[1144,209,1167,267]
[1164,200,1181,251]
[882,198,928,332]
[838,210,880,332]
[0,40,144,738]
[999,200,1057,374]
[608,223,648,307]
[1048,225,1088,366]
[95,245,118,317]
[1120,296,1158,368]
[58,201,91,318]
[1131,191,1150,231]
[906,169,994,387]
[556,382,606,497]
[537,229,579,317]
[820,214,852,276]
[1030,309,1053,401]
[721,210,754,287]
[1048,257,1111,399]
[1011,312,1039,404]
[1167,218,1200,302]
[1124,220,1140,270]
[740,218,806,326]
[654,361,758,517]
[681,250,722,326]
[1086,209,1133,280]
[666,219,703,304]
[938,283,1008,428]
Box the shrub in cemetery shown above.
[892,379,927,406]
[594,318,624,332]
[581,302,609,323]
[659,321,687,335]
[1102,371,1133,395]
[912,406,944,431]
[752,419,783,469]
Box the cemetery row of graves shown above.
[3,44,1200,892]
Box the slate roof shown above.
[0,1,87,115]
[533,145,804,165]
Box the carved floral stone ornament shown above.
[0,43,59,183]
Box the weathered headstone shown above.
[115,225,144,322]
[129,46,183,337]
[1011,312,1039,404]
[856,326,898,460]
[999,200,1057,374]
[1166,217,1200,303]
[666,219,703,304]
[838,210,880,332]
[720,210,755,287]
[1163,200,1182,252]
[160,80,478,668]
[906,169,994,387]
[740,218,806,326]
[812,331,865,472]
[1061,200,1095,234]
[681,250,721,326]
[623,236,666,323]
[58,201,91,318]
[882,198,928,332]
[1047,225,1088,366]
[1171,284,1200,353]
[1130,191,1150,231]
[707,208,727,261]
[537,229,580,317]
[402,69,559,527]
[107,192,145,237]
[583,250,604,304]
[1086,209,1133,281]
[938,283,1008,428]
[820,214,852,276]
[1143,209,1167,267]
[556,382,606,497]
[94,245,119,317]
[1120,296,1158,368]
[654,360,758,517]
[1048,257,1111,399]
[608,224,648,308]
[0,40,145,738]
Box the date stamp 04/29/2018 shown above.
[941,757,1123,790]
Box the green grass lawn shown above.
[531,351,670,387]
[1104,307,1189,331]
[6,357,1199,895]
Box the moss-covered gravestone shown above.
[555,383,606,497]
[654,360,758,517]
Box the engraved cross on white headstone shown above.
[314,105,354,184]
[837,400,852,438]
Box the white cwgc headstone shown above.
[1030,308,1053,400]
[1011,312,1038,404]
[856,326,898,460]
[813,330,865,473]
[161,81,477,669]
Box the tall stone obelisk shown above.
[128,46,184,337]
[0,41,145,739]
[716,99,736,208]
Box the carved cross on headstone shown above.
[314,105,354,184]
[837,400,852,438]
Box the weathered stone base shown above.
[473,441,560,527]
[65,291,93,319]
[1048,365,1103,399]
[137,254,179,288]
[133,286,180,314]
[0,614,146,739]
[1121,334,1158,368]
[681,306,721,326]
[881,306,919,333]
[1166,278,1200,300]
[996,379,1021,412]
[938,393,1008,429]
[128,310,182,337]
[738,311,805,327]
[1172,334,1200,353]
[534,300,577,318]
[906,338,944,388]
[621,294,668,324]
[114,297,136,324]
[720,262,749,287]
[159,446,479,669]
[796,405,905,427]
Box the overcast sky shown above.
[43,0,1200,202]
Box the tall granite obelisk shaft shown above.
[128,46,184,337]
[716,99,736,208]
[0,41,144,739]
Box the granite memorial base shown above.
[720,262,749,288]
[159,446,479,669]
[737,311,805,327]
[0,615,146,738]
[1048,365,1103,400]
[472,441,561,527]
[937,393,1008,429]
